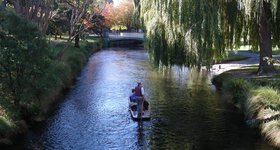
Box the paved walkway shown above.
[211,51,259,75]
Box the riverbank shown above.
[0,38,102,145]
[211,51,280,148]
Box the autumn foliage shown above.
[102,0,134,30]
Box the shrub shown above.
[223,78,251,111]
[85,41,93,53]
[67,51,87,75]
[211,73,230,90]
[0,117,15,137]
[247,87,280,119]
[42,61,71,89]
[249,78,280,89]
[0,10,51,110]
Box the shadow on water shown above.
[7,47,275,149]
[136,125,146,149]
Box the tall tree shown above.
[114,0,134,30]
[1,0,7,8]
[253,1,275,74]
[87,13,106,36]
[102,0,134,30]
[66,0,92,48]
[47,4,70,39]
[57,0,109,58]
[68,0,110,48]
[10,0,56,33]
[135,0,280,75]
[101,2,115,28]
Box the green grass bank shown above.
[0,38,102,145]
[212,68,280,148]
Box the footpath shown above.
[211,51,259,75]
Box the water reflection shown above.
[24,47,273,150]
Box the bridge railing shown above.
[119,32,144,38]
[109,32,144,39]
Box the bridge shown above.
[106,32,144,47]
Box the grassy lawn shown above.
[272,50,280,56]
[85,36,102,43]
[225,53,250,61]
[234,44,280,56]
[50,37,102,56]
[215,52,250,64]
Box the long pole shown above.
[138,97,144,128]
[140,97,144,122]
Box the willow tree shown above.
[135,0,280,75]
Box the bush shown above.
[85,41,93,53]
[67,51,87,75]
[249,78,280,89]
[223,78,251,110]
[84,41,101,54]
[211,73,230,90]
[0,117,15,137]
[42,61,71,89]
[248,87,280,116]
[0,9,51,110]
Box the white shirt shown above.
[141,86,145,96]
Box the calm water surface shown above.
[24,47,273,150]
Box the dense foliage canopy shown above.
[135,0,280,73]
[102,0,134,30]
[0,10,51,111]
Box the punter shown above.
[135,82,146,118]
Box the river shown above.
[24,47,273,150]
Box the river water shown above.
[24,47,273,150]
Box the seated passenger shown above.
[130,89,136,103]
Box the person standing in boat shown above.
[135,82,145,97]
[135,82,145,118]
[135,82,149,110]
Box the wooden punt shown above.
[128,97,150,120]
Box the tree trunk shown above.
[11,0,53,34]
[74,34,80,48]
[2,0,7,7]
[257,1,275,75]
